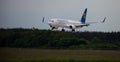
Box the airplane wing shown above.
[64,24,76,29]
[86,17,106,25]
[65,23,89,28]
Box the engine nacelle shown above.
[69,25,76,29]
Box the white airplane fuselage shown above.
[48,19,87,31]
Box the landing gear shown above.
[61,29,65,31]
[72,29,75,32]
[52,27,55,30]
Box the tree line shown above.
[0,28,120,50]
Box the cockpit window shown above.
[51,20,54,22]
[50,19,57,22]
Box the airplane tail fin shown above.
[81,8,87,24]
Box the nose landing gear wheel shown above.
[52,27,55,30]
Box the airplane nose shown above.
[48,22,52,24]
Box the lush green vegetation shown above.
[0,28,120,49]
[0,48,120,62]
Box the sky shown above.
[0,0,120,32]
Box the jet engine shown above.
[69,25,76,29]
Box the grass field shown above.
[0,48,120,62]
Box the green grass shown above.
[0,48,120,62]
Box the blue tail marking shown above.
[81,8,87,24]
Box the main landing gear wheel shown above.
[72,29,75,32]
[61,29,65,31]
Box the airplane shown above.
[42,8,106,31]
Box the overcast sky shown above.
[0,0,120,32]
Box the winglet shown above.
[102,17,106,23]
[42,17,44,23]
